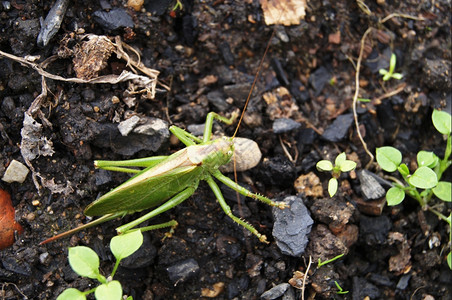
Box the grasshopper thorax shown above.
[187,137,234,170]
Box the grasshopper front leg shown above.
[95,156,168,174]
[212,170,288,210]
[169,111,238,146]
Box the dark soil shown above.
[1,1,451,299]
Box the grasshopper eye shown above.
[227,150,233,156]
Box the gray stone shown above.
[272,196,313,257]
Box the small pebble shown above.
[118,115,140,136]
[2,160,29,183]
[39,252,49,264]
[127,0,144,11]
[25,212,36,221]
[260,283,290,300]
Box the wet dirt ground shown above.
[0,0,451,299]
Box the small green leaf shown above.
[68,246,101,279]
[376,147,402,172]
[392,73,403,80]
[57,288,86,300]
[328,178,338,197]
[379,69,388,75]
[340,160,356,172]
[389,53,397,72]
[335,152,346,167]
[408,166,438,189]
[417,151,438,168]
[126,297,133,300]
[432,109,452,135]
[111,230,144,261]
[432,181,451,202]
[386,187,405,206]
[358,98,371,103]
[382,73,391,81]
[95,281,122,300]
[317,160,333,172]
[397,164,410,177]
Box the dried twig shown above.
[301,256,312,300]
[352,28,375,168]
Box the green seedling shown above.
[41,31,286,245]
[376,109,451,268]
[172,0,183,11]
[317,253,345,268]
[57,230,143,300]
[316,152,357,197]
[334,281,349,295]
[379,53,403,81]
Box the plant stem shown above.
[110,259,121,278]
[426,206,450,224]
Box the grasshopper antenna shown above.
[232,28,277,139]
[230,25,279,248]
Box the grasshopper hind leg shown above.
[115,183,198,235]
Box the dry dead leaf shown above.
[73,35,116,80]
[260,0,307,26]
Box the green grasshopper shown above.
[41,35,286,245]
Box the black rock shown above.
[207,90,229,111]
[258,156,296,189]
[220,41,235,66]
[272,196,313,257]
[182,15,197,46]
[166,258,200,284]
[95,169,112,186]
[93,9,134,31]
[309,66,332,96]
[290,80,310,104]
[352,277,381,299]
[358,170,386,200]
[321,113,354,142]
[91,119,169,156]
[299,150,321,173]
[227,276,250,299]
[272,118,301,134]
[271,58,289,86]
[296,128,318,146]
[359,215,392,246]
[2,256,32,277]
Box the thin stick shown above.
[352,28,374,168]
[301,256,312,300]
